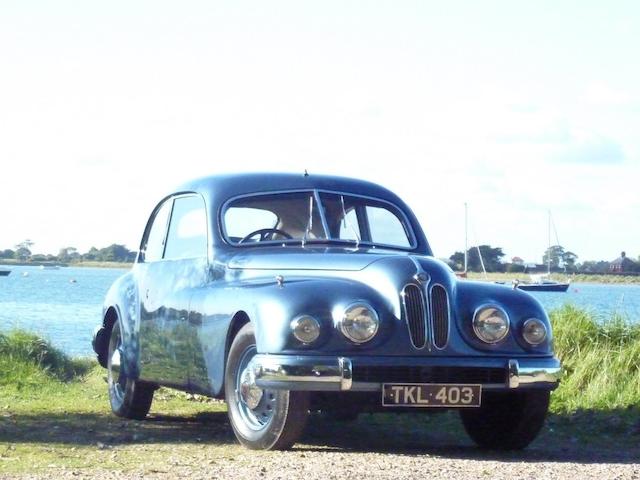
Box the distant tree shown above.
[82,246,100,261]
[98,244,132,262]
[579,260,611,274]
[58,247,80,263]
[450,245,505,272]
[449,251,465,271]
[14,239,34,261]
[542,245,565,270]
[0,249,15,259]
[562,251,578,272]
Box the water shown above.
[0,266,125,357]
[1,266,639,356]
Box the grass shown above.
[550,305,640,411]
[1,308,639,475]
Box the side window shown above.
[164,195,208,260]
[143,200,173,262]
[339,208,361,241]
[366,206,410,247]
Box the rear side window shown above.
[164,195,208,260]
[143,200,172,262]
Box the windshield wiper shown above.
[302,195,314,248]
[341,195,361,249]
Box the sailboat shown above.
[514,211,570,293]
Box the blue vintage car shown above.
[92,173,560,450]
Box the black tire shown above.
[225,323,309,450]
[107,319,154,420]
[459,390,550,450]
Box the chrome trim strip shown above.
[339,357,352,391]
[252,355,560,392]
[429,283,450,350]
[507,359,561,388]
[253,354,353,391]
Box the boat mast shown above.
[464,202,468,273]
[547,210,551,275]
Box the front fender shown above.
[95,270,141,376]
[454,280,554,354]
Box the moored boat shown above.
[514,278,570,292]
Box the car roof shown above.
[177,172,402,203]
[173,172,431,255]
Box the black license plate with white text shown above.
[382,383,482,408]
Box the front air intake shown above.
[402,284,427,348]
[430,285,449,349]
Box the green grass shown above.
[550,305,640,411]
[1,308,639,475]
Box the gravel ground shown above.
[4,449,639,480]
[3,411,639,479]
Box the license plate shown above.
[382,383,482,408]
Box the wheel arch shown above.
[95,306,119,368]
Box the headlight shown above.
[473,306,509,344]
[339,303,379,344]
[291,315,320,344]
[522,318,547,345]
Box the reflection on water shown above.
[1,265,639,356]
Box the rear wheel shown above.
[107,319,154,420]
[459,390,550,450]
[225,323,309,450]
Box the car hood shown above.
[226,246,420,271]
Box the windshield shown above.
[223,190,414,249]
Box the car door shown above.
[138,194,209,387]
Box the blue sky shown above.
[1,1,638,262]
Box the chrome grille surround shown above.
[429,284,450,349]
[401,284,428,349]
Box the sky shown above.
[1,1,638,263]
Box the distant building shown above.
[610,251,636,273]
[511,256,524,265]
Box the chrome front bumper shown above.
[252,355,561,392]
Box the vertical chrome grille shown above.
[431,285,449,349]
[402,284,427,348]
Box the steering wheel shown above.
[239,228,293,243]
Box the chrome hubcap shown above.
[108,335,126,404]
[240,363,263,409]
[235,346,276,430]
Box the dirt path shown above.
[2,410,639,479]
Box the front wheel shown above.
[225,323,309,450]
[107,319,154,420]
[459,390,550,450]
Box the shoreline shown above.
[464,271,640,285]
[0,260,132,269]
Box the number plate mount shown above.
[382,383,482,408]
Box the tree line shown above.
[448,244,640,274]
[0,240,135,264]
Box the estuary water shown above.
[1,265,639,356]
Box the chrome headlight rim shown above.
[472,304,510,344]
[339,302,380,344]
[522,317,547,346]
[290,315,321,345]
